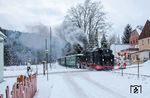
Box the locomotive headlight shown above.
[103,59,104,61]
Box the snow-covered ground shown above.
[0,62,88,98]
[0,77,16,98]
[114,60,150,75]
[1,61,150,98]
[4,62,87,77]
[34,71,150,98]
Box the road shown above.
[34,70,147,98]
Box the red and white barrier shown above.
[117,51,127,69]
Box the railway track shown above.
[3,70,90,78]
[4,65,150,78]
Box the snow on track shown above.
[64,72,129,98]
[33,71,150,98]
[63,74,89,98]
[79,75,127,98]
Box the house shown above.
[0,31,6,82]
[131,20,150,63]
[129,29,139,48]
[110,29,140,64]
[121,48,139,60]
[138,20,150,51]
[121,29,139,61]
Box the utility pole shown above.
[137,57,140,79]
[49,26,52,70]
[45,39,49,81]
[121,67,123,76]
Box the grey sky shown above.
[0,0,150,35]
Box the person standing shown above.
[27,62,32,76]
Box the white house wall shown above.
[139,51,150,61]
[0,41,4,82]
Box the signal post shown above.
[117,51,127,76]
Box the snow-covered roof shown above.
[65,54,84,57]
[139,20,150,40]
[0,31,6,39]
[136,29,142,35]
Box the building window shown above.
[133,56,135,60]
[148,39,150,44]
[128,55,131,60]
[136,55,139,60]
[133,40,135,44]
[142,40,144,45]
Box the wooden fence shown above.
[0,94,3,98]
[0,73,37,98]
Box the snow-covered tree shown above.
[65,0,110,49]
[4,45,13,66]
[101,34,108,48]
[122,24,132,44]
[0,27,41,65]
[108,34,116,46]
[116,35,121,44]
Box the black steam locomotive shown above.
[58,48,114,70]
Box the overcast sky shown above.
[0,0,150,35]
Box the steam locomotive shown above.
[58,48,114,70]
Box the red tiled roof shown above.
[139,20,150,40]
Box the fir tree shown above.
[117,35,121,44]
[101,34,108,48]
[122,24,132,44]
[4,45,12,66]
